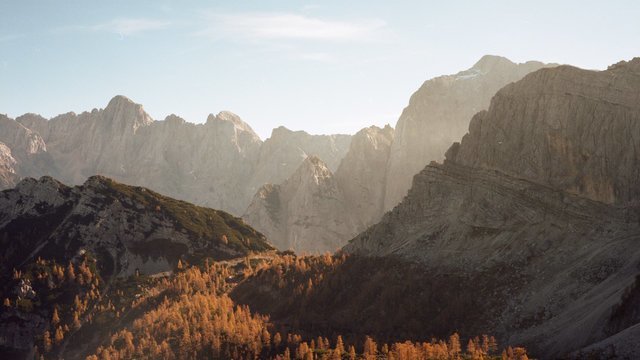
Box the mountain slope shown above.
[384,55,555,210]
[0,175,273,278]
[345,58,640,358]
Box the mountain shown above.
[0,175,272,278]
[4,96,351,216]
[244,156,358,253]
[246,126,351,206]
[345,58,640,358]
[384,55,555,210]
[244,125,393,253]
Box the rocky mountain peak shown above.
[296,155,332,184]
[103,95,153,132]
[163,114,187,126]
[206,111,260,138]
[471,54,515,72]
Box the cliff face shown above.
[0,143,18,189]
[447,58,640,204]
[247,126,351,205]
[345,59,640,357]
[244,156,358,253]
[384,56,554,210]
[0,176,272,278]
[335,125,395,227]
[244,125,393,253]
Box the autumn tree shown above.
[43,331,52,352]
[52,308,60,326]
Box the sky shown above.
[0,1,638,139]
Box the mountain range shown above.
[0,55,553,253]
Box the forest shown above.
[2,251,530,359]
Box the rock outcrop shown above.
[244,156,358,253]
[0,175,273,277]
[345,59,640,358]
[384,55,554,210]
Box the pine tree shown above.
[449,333,461,359]
[52,308,60,326]
[335,335,345,355]
[274,332,282,348]
[364,336,377,357]
[43,331,52,352]
[348,345,357,360]
[54,326,64,344]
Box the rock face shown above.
[384,55,555,210]
[447,59,640,205]
[244,125,393,253]
[244,156,358,253]
[0,143,18,188]
[247,126,351,205]
[345,59,640,358]
[0,175,273,278]
[4,96,351,216]
[335,125,395,227]
[0,114,53,184]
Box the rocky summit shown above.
[345,58,640,358]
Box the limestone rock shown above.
[244,156,358,253]
[384,55,555,210]
[335,125,394,228]
[9,96,352,216]
[447,58,640,204]
[244,125,393,253]
[0,143,17,189]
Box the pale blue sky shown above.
[1,1,638,139]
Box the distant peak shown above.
[164,114,186,125]
[102,95,152,130]
[472,55,515,72]
[206,111,260,137]
[107,95,136,106]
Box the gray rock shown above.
[384,55,555,211]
